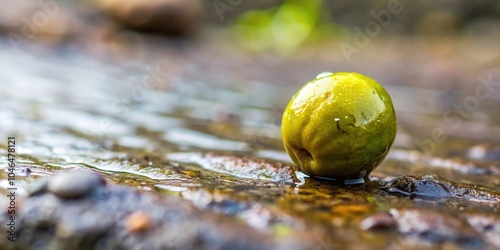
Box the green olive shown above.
[281,72,397,184]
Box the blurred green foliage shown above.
[232,0,346,55]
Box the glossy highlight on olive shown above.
[281,72,397,184]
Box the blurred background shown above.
[2,0,500,54]
[2,0,499,86]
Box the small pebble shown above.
[20,167,32,177]
[28,178,48,197]
[92,0,202,35]
[360,213,396,230]
[468,144,500,161]
[389,208,481,243]
[47,171,106,199]
[126,211,152,233]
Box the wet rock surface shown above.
[389,208,481,245]
[3,174,303,250]
[382,174,500,202]
[46,171,106,199]
[0,27,500,249]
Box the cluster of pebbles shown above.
[2,171,302,250]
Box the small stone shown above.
[389,208,481,243]
[383,175,500,202]
[28,178,48,197]
[126,211,152,233]
[21,167,32,177]
[360,212,396,230]
[47,171,105,199]
[91,0,202,35]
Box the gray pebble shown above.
[389,208,481,243]
[47,171,105,199]
[28,178,48,197]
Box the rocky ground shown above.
[0,2,500,249]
